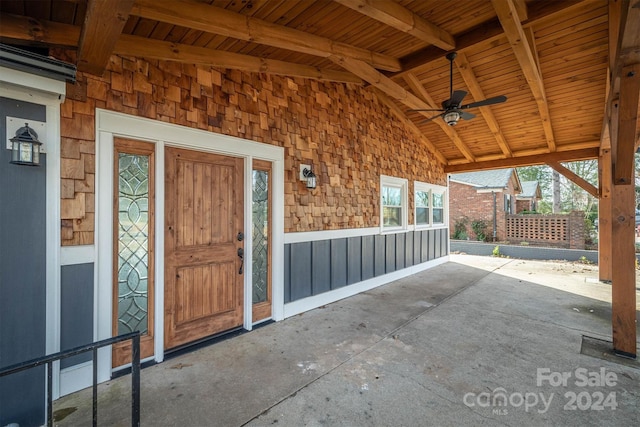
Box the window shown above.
[416,189,429,225]
[415,181,447,228]
[504,194,512,213]
[381,175,408,231]
[433,192,444,224]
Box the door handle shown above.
[237,247,244,275]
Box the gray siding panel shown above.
[421,230,429,262]
[347,237,362,285]
[284,228,449,303]
[395,233,405,270]
[290,242,312,301]
[428,230,436,260]
[441,229,449,255]
[413,231,421,265]
[435,229,442,258]
[330,238,347,289]
[60,263,94,369]
[374,235,386,277]
[442,228,449,256]
[0,97,47,427]
[284,244,291,303]
[405,232,414,267]
[311,240,331,295]
[361,235,375,281]
[385,234,396,273]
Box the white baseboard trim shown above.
[59,361,93,397]
[283,255,450,318]
[285,227,379,244]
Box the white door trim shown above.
[0,67,64,399]
[95,109,285,381]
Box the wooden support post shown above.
[610,67,638,359]
[598,149,612,282]
[611,180,636,358]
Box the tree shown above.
[517,165,553,213]
[559,160,598,215]
[552,169,561,213]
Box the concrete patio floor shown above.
[55,254,640,426]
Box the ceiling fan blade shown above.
[408,108,445,112]
[461,95,507,109]
[442,92,467,109]
[449,90,467,107]
[460,111,476,121]
[421,112,445,124]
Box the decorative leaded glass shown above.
[252,170,269,304]
[117,153,149,335]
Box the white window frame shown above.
[414,181,448,229]
[380,175,408,233]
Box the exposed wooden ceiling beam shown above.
[0,14,363,84]
[131,0,401,72]
[402,73,476,162]
[334,0,455,51]
[547,161,599,198]
[599,0,622,154]
[453,52,512,158]
[0,12,80,47]
[372,88,448,164]
[445,147,599,173]
[604,0,640,185]
[513,0,528,21]
[390,0,586,80]
[114,35,363,84]
[76,0,134,75]
[492,0,556,152]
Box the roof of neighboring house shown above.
[517,181,542,200]
[449,169,521,192]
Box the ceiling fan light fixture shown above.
[444,111,460,126]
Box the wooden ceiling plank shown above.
[454,52,512,157]
[547,161,599,197]
[391,0,587,80]
[445,147,599,173]
[114,34,363,84]
[0,12,80,47]
[491,0,557,152]
[402,73,476,162]
[372,88,448,164]
[334,0,455,50]
[76,0,135,75]
[131,0,401,72]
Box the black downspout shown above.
[492,191,497,242]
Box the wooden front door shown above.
[164,147,245,350]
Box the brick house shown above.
[449,169,522,241]
[516,181,543,213]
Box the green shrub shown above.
[471,219,489,242]
[492,245,501,257]
[453,217,469,240]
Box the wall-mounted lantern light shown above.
[300,164,317,189]
[10,123,42,166]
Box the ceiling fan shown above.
[409,52,507,126]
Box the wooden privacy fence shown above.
[506,212,585,249]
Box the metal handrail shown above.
[0,331,141,427]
